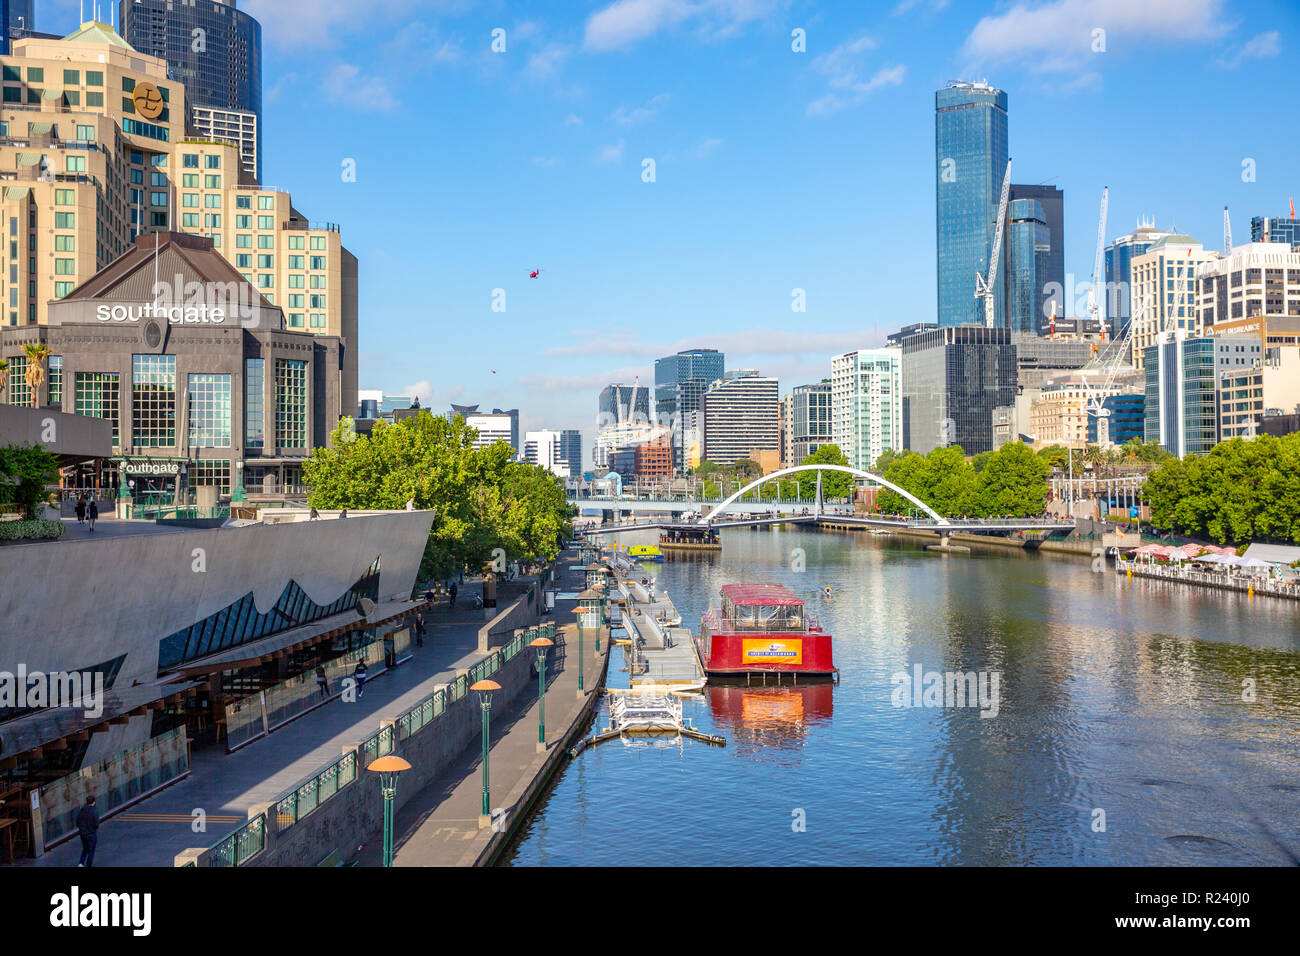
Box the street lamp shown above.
[530,636,554,751]
[470,679,500,825]
[366,754,411,867]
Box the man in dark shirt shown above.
[76,796,99,867]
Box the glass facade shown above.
[187,372,232,446]
[120,0,264,181]
[6,353,28,406]
[1008,183,1064,327]
[831,351,901,470]
[653,348,724,471]
[1006,199,1050,335]
[1087,393,1145,445]
[48,354,61,407]
[245,357,264,448]
[1144,334,1262,456]
[75,372,121,446]
[1105,226,1168,339]
[275,358,307,448]
[1251,215,1300,247]
[132,354,177,447]
[791,382,832,463]
[189,458,232,494]
[935,83,1008,328]
[901,326,1016,456]
[598,384,650,425]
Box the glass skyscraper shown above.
[935,82,1008,329]
[1251,215,1300,247]
[120,0,262,181]
[1006,198,1050,335]
[1008,183,1064,328]
[899,326,1016,455]
[1104,222,1170,340]
[654,348,724,471]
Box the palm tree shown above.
[21,342,50,408]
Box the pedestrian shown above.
[415,613,426,647]
[76,795,99,867]
[339,508,348,519]
[383,633,395,668]
[449,581,458,608]
[315,664,329,700]
[424,586,434,605]
[405,498,414,511]
[87,498,98,533]
[75,494,86,525]
[309,507,320,520]
[353,659,368,698]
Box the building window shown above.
[183,174,198,188]
[54,212,74,228]
[183,153,199,168]
[54,189,74,206]
[188,459,231,495]
[275,359,308,448]
[258,254,274,269]
[205,214,221,229]
[75,372,119,445]
[187,373,232,447]
[54,281,73,298]
[236,254,252,268]
[151,192,168,206]
[288,236,305,250]
[76,125,94,142]
[86,92,103,108]
[236,195,251,209]
[132,354,177,447]
[235,215,251,229]
[183,193,199,207]
[310,256,326,271]
[86,71,103,87]
[310,313,326,330]
[258,196,274,210]
[6,355,29,406]
[54,259,75,275]
[236,234,252,249]
[288,312,304,328]
[48,356,62,406]
[204,194,221,209]
[310,237,327,251]
[288,255,304,270]
[27,68,43,82]
[205,155,220,169]
[182,213,199,228]
[245,359,264,449]
[288,274,304,289]
[288,294,304,307]
[65,155,86,173]
[259,274,273,289]
[309,275,326,289]
[205,175,221,189]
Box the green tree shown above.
[971,450,993,474]
[969,442,1049,517]
[873,446,975,517]
[0,443,60,519]
[1036,444,1070,471]
[695,460,719,477]
[798,443,855,499]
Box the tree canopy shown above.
[873,442,1048,517]
[303,412,574,579]
[0,443,59,518]
[798,444,855,498]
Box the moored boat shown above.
[695,583,837,681]
[628,544,665,563]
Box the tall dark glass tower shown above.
[654,348,724,472]
[1006,198,1050,335]
[120,0,262,181]
[935,82,1009,328]
[1009,183,1064,328]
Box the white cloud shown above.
[583,0,780,52]
[399,381,464,407]
[960,0,1229,73]
[526,43,572,80]
[611,93,670,126]
[1216,30,1281,69]
[595,140,626,164]
[321,63,399,112]
[662,137,723,162]
[807,62,905,116]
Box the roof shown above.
[1146,233,1200,251]
[62,21,137,51]
[721,583,803,606]
[1243,543,1300,564]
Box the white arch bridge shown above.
[570,463,1076,537]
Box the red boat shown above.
[696,584,837,681]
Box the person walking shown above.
[87,498,98,533]
[383,633,395,668]
[76,796,99,867]
[449,581,458,608]
[414,613,426,647]
[315,664,329,700]
[74,494,86,525]
[353,659,368,698]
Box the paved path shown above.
[19,582,492,868]
[359,557,611,866]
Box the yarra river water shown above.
[505,527,1300,866]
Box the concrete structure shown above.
[1130,235,1219,369]
[1,231,344,496]
[830,349,900,470]
[0,401,112,466]
[778,392,793,468]
[1218,346,1300,439]
[1011,333,1100,389]
[523,429,570,478]
[789,381,831,466]
[699,370,778,467]
[0,23,358,416]
[1105,221,1171,339]
[1028,379,1123,449]
[1144,331,1261,456]
[1009,183,1064,328]
[120,0,263,181]
[1196,243,1300,342]
[899,325,1016,455]
[453,405,518,454]
[935,81,1008,329]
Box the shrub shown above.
[0,519,65,542]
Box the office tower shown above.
[558,429,582,473]
[654,347,724,471]
[597,383,650,425]
[829,352,900,471]
[459,407,518,453]
[935,81,1009,328]
[1250,215,1300,248]
[899,325,1016,455]
[1198,242,1300,345]
[1009,183,1064,328]
[1129,235,1218,370]
[1105,221,1170,340]
[1218,348,1300,440]
[7,1,29,34]
[789,384,834,466]
[1144,332,1261,456]
[120,0,263,181]
[699,371,778,466]
[1086,394,1146,445]
[523,430,570,477]
[1005,198,1050,335]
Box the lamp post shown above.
[530,636,554,752]
[366,754,411,867]
[470,679,500,825]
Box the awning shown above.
[3,186,30,200]
[16,153,40,166]
[41,89,62,100]
[27,122,52,134]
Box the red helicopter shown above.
[529,268,541,279]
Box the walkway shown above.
[18,581,491,868]
[363,557,611,866]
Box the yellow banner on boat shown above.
[741,638,802,664]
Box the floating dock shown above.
[615,579,707,691]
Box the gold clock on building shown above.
[132,82,165,120]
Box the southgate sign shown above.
[97,302,226,325]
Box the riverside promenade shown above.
[19,579,496,868]
[357,557,613,867]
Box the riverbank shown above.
[814,521,1105,558]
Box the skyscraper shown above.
[558,429,582,473]
[1005,198,1050,335]
[935,81,1009,329]
[830,351,901,470]
[120,0,263,181]
[899,325,1017,455]
[1251,215,1300,248]
[1008,183,1064,327]
[654,348,724,471]
[699,371,778,467]
[7,1,30,35]
[598,383,650,425]
[1105,221,1171,340]
[790,382,832,465]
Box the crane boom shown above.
[1087,187,1108,338]
[975,159,1012,328]
[1223,206,1232,254]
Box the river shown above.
[504,527,1300,866]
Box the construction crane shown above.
[1087,187,1109,340]
[1223,206,1232,255]
[1080,292,1148,447]
[975,159,1012,329]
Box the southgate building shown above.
[0,231,344,498]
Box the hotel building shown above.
[0,23,358,416]
[699,370,778,467]
[1129,235,1218,371]
[830,350,900,470]
[1143,332,1261,456]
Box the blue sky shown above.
[45,0,1300,452]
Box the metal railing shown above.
[210,815,265,867]
[1117,559,1300,599]
[274,750,358,833]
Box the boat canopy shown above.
[721,583,803,606]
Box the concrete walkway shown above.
[18,581,493,868]
[359,558,612,866]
